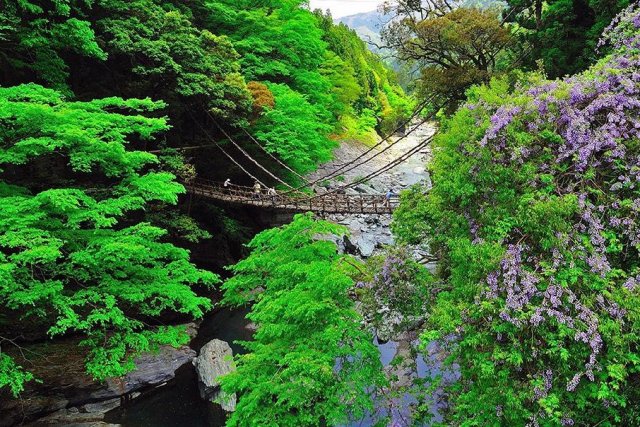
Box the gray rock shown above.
[341,235,360,256]
[96,345,195,400]
[352,235,376,258]
[193,339,237,412]
[1,324,198,427]
[32,399,121,425]
[364,216,380,225]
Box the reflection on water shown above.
[348,337,459,427]
[105,308,457,427]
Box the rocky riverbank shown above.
[309,122,436,260]
[0,325,199,426]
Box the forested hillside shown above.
[0,0,410,403]
[3,0,640,426]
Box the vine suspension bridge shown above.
[184,100,439,215]
[185,179,400,214]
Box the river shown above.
[105,122,452,426]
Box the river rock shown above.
[192,339,236,412]
[352,235,376,257]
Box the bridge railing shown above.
[184,179,399,213]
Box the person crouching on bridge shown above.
[253,181,262,199]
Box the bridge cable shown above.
[306,96,434,179]
[187,111,268,188]
[330,96,433,168]
[308,99,447,197]
[318,34,539,198]
[206,112,298,190]
[237,126,313,185]
[278,97,436,195]
[302,5,525,190]
[296,114,434,191]
[307,134,436,201]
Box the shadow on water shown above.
[104,307,252,427]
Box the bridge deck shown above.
[185,180,397,214]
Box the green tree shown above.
[504,0,630,77]
[254,83,335,173]
[221,214,384,426]
[93,0,252,125]
[0,0,106,89]
[382,6,511,105]
[0,84,217,395]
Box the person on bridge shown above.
[253,181,262,199]
[267,187,277,203]
[224,178,231,187]
[385,188,397,207]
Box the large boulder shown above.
[192,339,236,412]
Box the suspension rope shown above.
[303,114,433,187]
[318,33,538,198]
[279,96,435,194]
[310,99,447,197]
[308,134,435,201]
[206,112,297,190]
[188,111,268,188]
[237,126,313,184]
[331,96,433,168]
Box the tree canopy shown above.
[221,214,384,426]
[0,84,217,395]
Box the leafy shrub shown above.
[221,214,384,426]
[395,6,640,425]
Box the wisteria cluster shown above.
[358,247,431,337]
[407,4,640,425]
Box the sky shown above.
[308,0,382,18]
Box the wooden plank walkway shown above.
[184,180,398,214]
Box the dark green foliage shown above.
[221,214,385,426]
[0,0,106,89]
[505,0,630,77]
[0,84,217,394]
[95,0,252,124]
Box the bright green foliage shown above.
[319,52,362,118]
[0,0,106,89]
[315,11,415,136]
[254,84,335,173]
[0,353,34,396]
[0,84,217,395]
[221,214,385,426]
[192,0,412,173]
[198,0,333,119]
